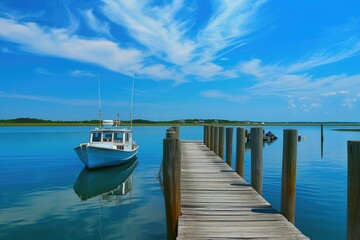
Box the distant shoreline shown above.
[1,117,360,127]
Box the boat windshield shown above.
[103,132,112,142]
[92,132,102,142]
[114,132,124,143]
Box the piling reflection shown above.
[73,157,138,202]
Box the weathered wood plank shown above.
[177,141,308,239]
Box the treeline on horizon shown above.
[0,118,231,124]
[1,117,360,125]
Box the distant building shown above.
[179,120,185,124]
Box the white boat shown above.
[74,120,139,169]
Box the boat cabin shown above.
[89,128,134,151]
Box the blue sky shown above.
[1,0,360,121]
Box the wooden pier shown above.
[163,126,360,239]
[176,140,308,239]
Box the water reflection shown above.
[244,140,276,150]
[73,157,138,204]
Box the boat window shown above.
[103,132,113,142]
[125,133,129,142]
[114,133,124,143]
[92,132,102,142]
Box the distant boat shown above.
[74,120,139,169]
[73,157,138,201]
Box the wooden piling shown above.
[210,126,214,151]
[212,126,217,153]
[163,129,181,240]
[214,126,219,155]
[173,125,180,139]
[219,126,225,160]
[281,129,298,224]
[206,125,211,148]
[321,124,324,158]
[321,124,324,143]
[226,127,233,167]
[203,125,207,146]
[251,127,263,195]
[236,127,245,177]
[347,141,360,240]
[212,125,216,152]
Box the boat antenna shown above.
[98,72,102,127]
[130,74,135,130]
[116,113,120,128]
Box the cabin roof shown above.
[90,128,132,133]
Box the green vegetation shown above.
[1,118,360,127]
[333,129,360,132]
[0,118,99,126]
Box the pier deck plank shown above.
[177,141,308,239]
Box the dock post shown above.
[219,126,225,160]
[163,128,181,240]
[321,124,324,142]
[203,125,207,146]
[236,127,245,177]
[209,126,213,151]
[281,129,298,224]
[347,141,360,240]
[207,125,211,149]
[321,124,324,158]
[226,127,233,167]
[214,126,219,155]
[251,127,263,195]
[174,125,180,139]
[212,126,217,152]
[213,125,217,153]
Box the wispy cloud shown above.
[0,92,97,106]
[35,67,52,75]
[238,37,360,81]
[2,0,359,90]
[286,37,360,73]
[237,39,360,108]
[1,46,10,53]
[100,0,267,79]
[70,70,96,78]
[0,17,146,76]
[287,94,321,112]
[195,0,268,64]
[201,90,247,103]
[320,91,338,97]
[81,8,112,38]
[101,0,196,65]
[0,1,267,82]
[183,63,223,79]
[343,97,357,108]
[0,92,127,106]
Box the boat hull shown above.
[74,144,139,169]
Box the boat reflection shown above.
[73,157,138,202]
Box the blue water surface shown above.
[0,125,358,239]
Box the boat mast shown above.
[130,74,135,130]
[98,72,102,127]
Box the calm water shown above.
[0,125,359,239]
